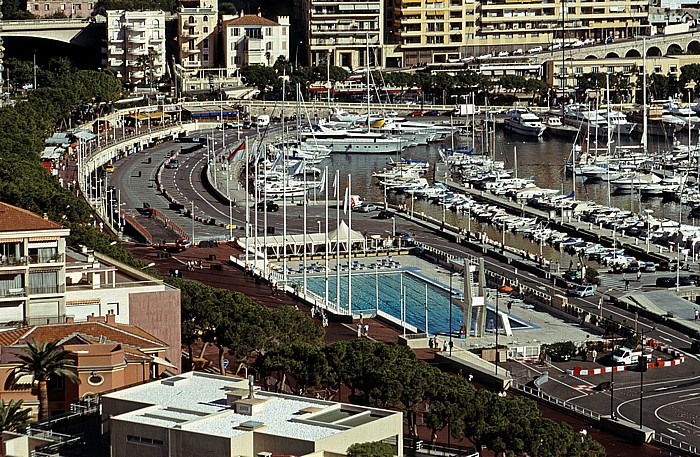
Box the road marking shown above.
[678,392,700,398]
[655,386,677,391]
[659,336,672,342]
[667,428,685,436]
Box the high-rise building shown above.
[178,0,219,72]
[298,0,384,69]
[105,10,167,86]
[222,12,290,76]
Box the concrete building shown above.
[177,0,219,72]
[0,202,181,372]
[298,0,384,69]
[102,371,404,457]
[0,202,70,326]
[222,12,290,76]
[0,319,173,417]
[26,0,95,18]
[105,10,167,86]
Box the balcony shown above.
[150,35,165,42]
[128,34,147,43]
[0,256,27,268]
[183,60,201,68]
[182,29,201,38]
[128,47,148,56]
[28,253,64,265]
[28,285,64,296]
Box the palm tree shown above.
[0,399,31,433]
[13,340,80,420]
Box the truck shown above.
[611,347,650,366]
[453,104,479,117]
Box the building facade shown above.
[177,0,219,72]
[222,12,290,76]
[0,202,70,326]
[0,319,172,418]
[26,0,95,18]
[102,372,404,457]
[105,10,167,86]
[299,0,384,69]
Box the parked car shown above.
[679,276,697,286]
[571,40,585,48]
[497,51,509,57]
[642,262,656,272]
[425,110,440,116]
[460,56,475,62]
[479,53,493,60]
[409,110,425,117]
[527,46,543,53]
[355,203,377,213]
[625,261,640,273]
[377,209,396,220]
[548,43,562,51]
[243,120,252,129]
[512,48,524,55]
[657,260,677,271]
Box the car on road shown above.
[642,262,656,272]
[257,201,280,212]
[377,209,396,220]
[164,159,179,169]
[655,277,676,287]
[571,40,585,48]
[243,120,252,129]
[657,260,678,271]
[409,110,425,117]
[425,110,440,116]
[395,231,415,245]
[355,203,378,213]
[104,163,115,173]
[570,285,596,297]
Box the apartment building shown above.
[385,0,650,66]
[0,202,181,371]
[105,10,167,86]
[178,0,219,72]
[389,0,479,66]
[0,202,70,326]
[26,0,95,18]
[298,0,384,69]
[102,372,404,457]
[222,12,290,76]
[0,319,172,417]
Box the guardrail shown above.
[121,211,153,244]
[653,433,698,456]
[151,207,190,241]
[514,382,601,421]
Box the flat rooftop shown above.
[104,372,397,441]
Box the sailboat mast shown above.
[642,37,648,154]
[561,0,566,117]
[366,33,371,132]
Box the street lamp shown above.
[294,41,304,69]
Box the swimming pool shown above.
[296,269,532,335]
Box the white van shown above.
[254,115,270,128]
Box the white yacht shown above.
[503,108,546,137]
[602,109,636,136]
[301,124,408,154]
[563,105,609,137]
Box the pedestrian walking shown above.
[695,309,699,321]
[364,324,369,337]
[590,349,598,362]
[433,335,439,349]
[429,337,434,349]
[624,279,630,291]
[637,270,641,281]
[359,312,364,324]
[442,341,447,352]
[357,323,362,337]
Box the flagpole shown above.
[254,154,259,276]
[324,165,329,310]
[335,170,340,313]
[263,144,269,280]
[347,174,352,316]
[245,138,250,271]
[282,77,287,285]
[303,159,308,300]
[425,283,429,335]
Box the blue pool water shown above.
[298,270,534,335]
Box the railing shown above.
[514,383,601,421]
[652,433,698,456]
[28,285,65,295]
[121,211,154,244]
[0,256,28,267]
[0,287,25,298]
[28,253,64,264]
[151,207,190,241]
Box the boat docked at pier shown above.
[301,123,409,154]
[503,108,546,137]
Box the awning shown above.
[28,237,59,242]
[0,238,24,243]
[28,241,58,248]
[66,299,101,305]
[151,356,177,369]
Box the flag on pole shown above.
[332,171,339,198]
[319,169,326,193]
[342,178,349,214]
[227,141,245,162]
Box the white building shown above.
[222,12,290,75]
[105,10,167,86]
[102,371,403,457]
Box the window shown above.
[188,16,195,23]
[34,4,39,10]
[203,53,209,61]
[591,66,600,73]
[203,38,209,48]
[44,4,50,10]
[531,32,538,37]
[153,19,159,28]
[607,66,615,73]
[623,65,632,73]
[203,26,208,33]
[233,27,240,36]
[203,15,208,22]
[60,3,65,10]
[28,271,59,294]
[654,65,662,73]
[670,65,678,73]
[266,42,272,51]
[493,33,500,38]
[127,436,164,447]
[282,41,287,50]
[575,66,584,74]
[282,28,287,36]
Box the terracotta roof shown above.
[0,328,27,347]
[224,14,279,27]
[0,202,63,233]
[13,322,167,350]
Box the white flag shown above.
[319,169,326,192]
[332,171,339,198]
[342,179,349,215]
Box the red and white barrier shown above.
[566,345,685,377]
